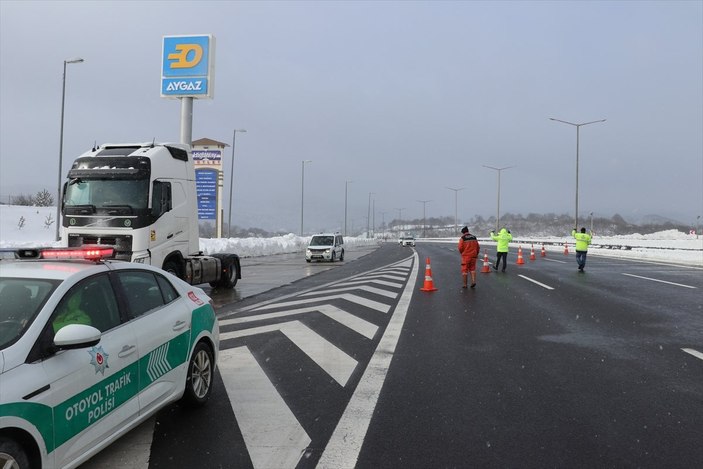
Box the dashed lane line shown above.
[543,258,567,264]
[518,274,555,290]
[682,348,703,361]
[622,273,697,289]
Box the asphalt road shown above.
[81,242,703,468]
[356,242,703,468]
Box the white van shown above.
[305,233,345,262]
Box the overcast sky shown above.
[1,0,701,234]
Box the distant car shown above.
[399,236,416,247]
[0,246,219,469]
[306,233,345,262]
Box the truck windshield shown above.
[64,179,149,210]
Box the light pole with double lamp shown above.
[300,160,312,236]
[482,165,513,233]
[227,129,246,238]
[550,117,606,229]
[56,58,84,241]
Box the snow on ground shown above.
[1,205,701,266]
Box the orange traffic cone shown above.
[564,243,569,255]
[529,245,536,261]
[541,244,547,257]
[420,257,438,291]
[516,246,525,265]
[480,253,491,273]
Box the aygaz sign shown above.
[161,34,215,98]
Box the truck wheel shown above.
[210,255,238,288]
[182,341,214,407]
[330,252,336,263]
[163,260,183,279]
[0,437,30,469]
[340,249,345,261]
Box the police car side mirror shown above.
[54,324,102,349]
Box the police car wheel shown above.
[0,437,30,469]
[183,342,214,407]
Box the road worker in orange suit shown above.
[458,226,480,289]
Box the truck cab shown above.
[61,142,240,288]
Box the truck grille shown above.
[68,234,133,261]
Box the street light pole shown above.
[344,180,352,236]
[56,57,84,241]
[418,200,431,238]
[446,186,465,234]
[300,160,312,236]
[550,117,606,229]
[395,207,404,235]
[482,165,514,232]
[227,129,246,238]
[367,192,374,238]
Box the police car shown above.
[0,247,219,469]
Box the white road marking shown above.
[622,273,697,289]
[300,284,398,299]
[219,347,311,469]
[220,304,379,340]
[316,252,419,468]
[337,278,404,289]
[254,293,391,313]
[518,274,555,290]
[682,348,703,361]
[543,258,567,264]
[220,320,358,386]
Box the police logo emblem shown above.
[88,346,110,375]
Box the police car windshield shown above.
[0,278,58,349]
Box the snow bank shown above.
[1,205,700,265]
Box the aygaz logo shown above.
[161,35,214,98]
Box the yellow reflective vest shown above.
[572,229,592,251]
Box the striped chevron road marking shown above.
[299,284,398,299]
[253,293,392,313]
[220,304,379,340]
[220,320,358,386]
[339,278,404,289]
[217,255,415,468]
[218,346,311,469]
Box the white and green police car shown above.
[0,247,219,469]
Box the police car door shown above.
[36,274,140,467]
[114,270,191,415]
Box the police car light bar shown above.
[39,247,115,261]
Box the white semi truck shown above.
[60,142,241,288]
